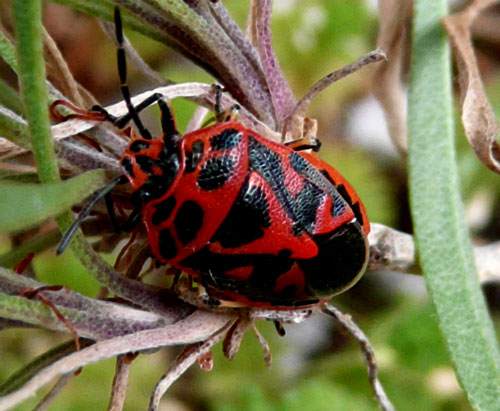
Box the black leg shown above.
[105,191,143,234]
[105,192,121,234]
[115,93,163,128]
[285,137,322,152]
[158,99,179,146]
[91,93,166,131]
[213,84,240,123]
[121,208,143,232]
[92,104,119,124]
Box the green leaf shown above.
[0,340,88,395]
[0,79,24,115]
[0,30,18,72]
[408,0,500,409]
[0,170,108,235]
[0,230,60,268]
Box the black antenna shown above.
[114,7,152,140]
[56,176,126,255]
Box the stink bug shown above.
[57,7,370,310]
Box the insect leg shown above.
[213,84,240,123]
[284,136,322,152]
[157,99,180,146]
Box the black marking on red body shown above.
[335,183,364,227]
[197,156,235,190]
[151,196,177,226]
[289,152,347,219]
[174,200,204,245]
[210,128,241,150]
[138,175,170,202]
[133,125,367,306]
[247,136,337,236]
[247,136,300,228]
[246,249,293,290]
[129,140,151,153]
[135,148,181,203]
[291,180,324,235]
[180,246,309,305]
[297,222,366,295]
[158,228,177,259]
[135,155,155,173]
[185,139,204,173]
[211,177,271,248]
[181,223,366,305]
[121,156,134,178]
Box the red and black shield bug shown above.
[57,7,370,310]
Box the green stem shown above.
[12,0,59,183]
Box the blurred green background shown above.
[4,0,500,409]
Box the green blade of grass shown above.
[408,0,500,408]
[0,79,24,115]
[0,229,60,268]
[0,170,108,235]
[0,29,18,73]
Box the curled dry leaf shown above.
[443,0,500,174]
[372,0,412,156]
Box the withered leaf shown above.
[372,0,412,157]
[444,0,500,174]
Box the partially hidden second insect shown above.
[57,7,370,310]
